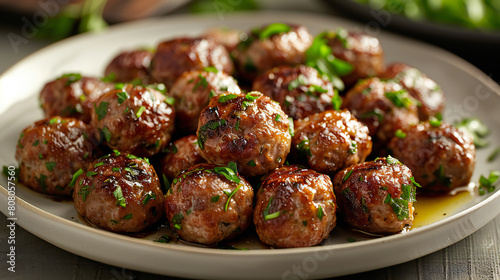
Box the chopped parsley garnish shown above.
[257,23,291,40]
[113,186,127,208]
[297,139,312,157]
[385,90,413,108]
[164,96,175,105]
[478,171,499,195]
[197,119,227,150]
[223,183,243,211]
[429,116,441,127]
[68,169,84,188]
[94,161,104,168]
[164,143,178,154]
[361,108,384,123]
[32,140,39,146]
[488,147,500,162]
[218,94,238,103]
[171,213,183,230]
[395,129,407,139]
[305,32,353,91]
[342,169,353,183]
[384,178,418,221]
[49,118,60,125]
[154,235,171,243]
[386,155,401,165]
[101,72,116,82]
[275,114,281,122]
[288,117,295,137]
[38,153,43,159]
[79,185,90,201]
[123,213,133,220]
[455,118,489,148]
[193,74,208,91]
[112,167,120,172]
[101,126,111,142]
[288,74,309,90]
[317,206,324,220]
[214,162,240,184]
[335,27,350,49]
[247,160,256,167]
[209,89,216,98]
[263,196,281,220]
[95,102,109,121]
[135,106,146,118]
[245,92,260,101]
[36,174,47,190]
[142,191,156,205]
[116,91,129,104]
[203,66,218,73]
[61,73,82,86]
[211,195,220,203]
[331,90,342,111]
[433,164,452,187]
[349,141,357,155]
[45,162,56,171]
[86,171,97,177]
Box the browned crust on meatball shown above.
[197,92,291,177]
[15,117,100,196]
[342,77,419,146]
[234,24,313,81]
[203,27,242,53]
[380,63,445,121]
[158,135,206,180]
[252,65,337,120]
[40,75,113,123]
[151,37,234,87]
[104,49,154,84]
[328,30,385,87]
[387,122,475,192]
[332,157,416,235]
[164,163,254,244]
[292,110,372,175]
[170,69,241,134]
[253,165,336,248]
[73,152,164,232]
[91,84,175,157]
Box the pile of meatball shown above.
[15,22,476,248]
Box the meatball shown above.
[197,92,291,177]
[333,157,418,235]
[40,74,113,123]
[387,121,475,192]
[380,63,445,121]
[151,37,234,87]
[164,163,254,244]
[15,117,100,196]
[292,110,372,175]
[91,84,175,157]
[104,49,154,84]
[170,68,241,134]
[203,27,242,52]
[252,65,337,120]
[73,152,164,232]
[158,135,206,180]
[233,23,313,81]
[327,29,385,88]
[342,77,419,146]
[253,165,336,248]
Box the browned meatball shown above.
[234,23,313,81]
[342,77,419,146]
[15,117,100,196]
[292,110,372,176]
[327,29,385,87]
[151,37,234,87]
[252,65,338,120]
[90,84,175,157]
[104,49,154,84]
[380,63,445,121]
[387,122,475,192]
[164,163,254,244]
[40,74,113,123]
[333,157,418,235]
[73,152,164,232]
[203,27,242,52]
[197,92,291,177]
[253,165,336,248]
[158,135,206,180]
[170,68,241,134]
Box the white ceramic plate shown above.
[1,12,500,279]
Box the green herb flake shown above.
[302,220,308,226]
[38,153,43,159]
[94,161,104,168]
[263,196,281,220]
[478,171,500,195]
[386,155,401,165]
[142,191,156,205]
[342,169,354,183]
[32,140,39,146]
[275,114,281,122]
[214,162,240,184]
[79,185,90,201]
[317,206,324,220]
[218,94,238,103]
[384,193,411,221]
[224,183,243,211]
[488,147,500,162]
[247,160,256,167]
[331,90,342,111]
[101,72,116,83]
[123,213,133,220]
[164,96,175,105]
[203,66,218,73]
[258,23,291,40]
[288,117,295,137]
[245,92,260,101]
[43,161,56,171]
[211,195,220,203]
[154,235,171,243]
[172,213,183,230]
[395,129,407,139]
[349,141,357,155]
[429,116,442,127]
[288,74,308,90]
[113,186,127,208]
[116,91,129,104]
[135,106,146,118]
[49,118,59,125]
[455,118,490,148]
[68,169,84,188]
[101,126,112,142]
[112,167,120,172]
[384,90,413,108]
[193,74,208,91]
[61,73,82,86]
[360,108,384,123]
[95,102,109,121]
[297,139,312,157]
[209,89,216,98]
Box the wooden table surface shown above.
[0,1,499,279]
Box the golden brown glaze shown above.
[158,135,206,180]
[15,117,100,196]
[292,110,372,176]
[342,77,419,146]
[252,65,337,120]
[328,30,385,87]
[90,84,175,157]
[170,69,241,134]
[104,49,154,84]
[387,122,475,192]
[332,157,416,235]
[40,75,114,123]
[164,163,254,245]
[380,63,445,121]
[73,152,164,232]
[233,24,313,81]
[253,165,336,248]
[197,92,291,177]
[151,37,234,87]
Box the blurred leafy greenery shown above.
[189,0,259,14]
[354,0,500,30]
